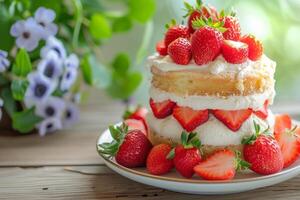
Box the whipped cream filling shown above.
[147,54,276,79]
[150,86,275,111]
[147,111,275,146]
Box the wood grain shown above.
[0,166,300,200]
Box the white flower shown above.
[36,117,62,136]
[60,67,78,91]
[0,50,10,72]
[10,18,43,51]
[25,72,56,103]
[64,54,79,69]
[35,96,65,119]
[63,102,79,128]
[41,36,66,59]
[34,7,58,39]
[37,51,63,80]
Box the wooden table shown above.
[1,89,300,200]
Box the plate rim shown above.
[97,120,300,185]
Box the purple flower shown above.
[25,72,56,103]
[0,50,10,72]
[63,102,80,128]
[64,53,79,69]
[37,51,63,80]
[36,117,62,136]
[10,18,43,51]
[60,67,78,91]
[35,96,65,119]
[34,7,58,39]
[41,36,66,59]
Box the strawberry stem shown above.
[234,150,251,170]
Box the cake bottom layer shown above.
[146,111,275,146]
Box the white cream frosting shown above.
[147,111,275,146]
[147,54,276,79]
[150,86,275,111]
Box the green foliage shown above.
[112,53,130,74]
[0,87,17,117]
[12,48,32,77]
[89,13,112,39]
[12,107,43,133]
[128,0,156,23]
[11,79,29,101]
[112,16,132,33]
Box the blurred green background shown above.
[102,0,300,105]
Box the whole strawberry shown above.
[242,121,284,175]
[240,34,263,61]
[168,38,192,65]
[164,23,190,47]
[168,132,202,178]
[222,15,241,41]
[147,144,174,175]
[191,26,223,65]
[156,40,168,56]
[98,123,152,168]
[221,40,248,64]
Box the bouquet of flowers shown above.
[0,0,155,135]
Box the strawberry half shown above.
[156,40,168,56]
[222,16,241,41]
[164,25,190,47]
[240,34,263,61]
[274,114,292,136]
[194,149,248,180]
[147,144,174,175]
[123,106,148,132]
[124,119,147,136]
[173,106,209,132]
[221,40,248,64]
[149,98,176,119]
[253,100,269,120]
[212,109,252,131]
[168,37,192,65]
[191,26,223,65]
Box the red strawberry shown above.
[156,40,168,56]
[273,114,299,168]
[221,40,248,64]
[194,149,247,180]
[191,26,223,65]
[254,100,269,120]
[146,144,174,175]
[212,109,252,131]
[274,114,292,136]
[242,123,284,175]
[124,119,147,136]
[173,106,209,132]
[240,34,263,61]
[123,106,148,131]
[98,124,152,168]
[168,38,192,65]
[171,132,202,178]
[222,16,241,41]
[164,25,190,47]
[149,98,176,119]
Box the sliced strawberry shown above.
[149,98,176,119]
[222,16,241,41]
[212,109,252,131]
[164,25,190,47]
[221,40,248,64]
[240,34,263,61]
[124,119,147,136]
[274,114,292,136]
[194,149,236,180]
[124,106,148,131]
[168,38,192,65]
[254,100,269,120]
[156,40,168,56]
[173,106,209,132]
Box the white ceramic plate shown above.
[96,121,300,195]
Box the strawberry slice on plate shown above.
[254,100,269,120]
[173,106,209,132]
[212,109,252,131]
[274,114,300,168]
[149,98,176,119]
[124,119,147,136]
[123,106,148,131]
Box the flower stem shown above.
[72,0,83,49]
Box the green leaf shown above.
[80,54,93,85]
[89,13,112,39]
[12,48,32,77]
[112,16,132,33]
[11,79,29,101]
[0,87,17,117]
[128,0,156,23]
[12,107,43,134]
[166,148,175,160]
[0,74,9,86]
[112,53,130,74]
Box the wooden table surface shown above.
[1,89,300,200]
